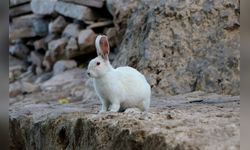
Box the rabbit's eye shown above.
[96,62,100,66]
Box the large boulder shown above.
[111,0,240,96]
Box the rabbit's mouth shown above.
[87,72,91,77]
[87,71,97,78]
[87,71,94,78]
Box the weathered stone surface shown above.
[49,16,67,34]
[29,51,44,75]
[9,65,24,83]
[62,23,80,38]
[105,27,118,49]
[18,69,37,83]
[10,0,30,7]
[43,38,67,71]
[48,38,67,53]
[11,14,39,29]
[9,3,32,18]
[87,20,113,29]
[111,0,240,96]
[35,72,53,84]
[59,0,105,8]
[65,37,79,58]
[44,34,58,44]
[9,54,26,68]
[77,29,96,55]
[20,81,40,93]
[106,0,137,46]
[9,55,26,83]
[9,81,22,97]
[40,69,93,94]
[55,1,97,21]
[31,0,57,15]
[33,18,49,36]
[9,87,240,149]
[33,38,46,50]
[9,25,36,40]
[53,60,77,75]
[9,43,29,60]
[9,15,45,40]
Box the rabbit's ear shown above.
[95,35,110,60]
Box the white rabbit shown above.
[87,35,151,113]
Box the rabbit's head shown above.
[87,35,112,78]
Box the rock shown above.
[49,16,67,34]
[59,0,105,8]
[35,72,53,84]
[124,108,141,113]
[30,51,44,75]
[44,34,58,44]
[65,37,79,58]
[9,71,14,83]
[53,60,77,75]
[9,66,24,83]
[9,64,25,79]
[112,0,240,96]
[86,20,113,29]
[9,55,26,82]
[21,81,40,93]
[77,29,96,54]
[33,18,48,36]
[9,26,36,40]
[9,81,22,97]
[9,54,25,68]
[9,3,32,18]
[19,70,36,83]
[31,0,57,15]
[40,68,89,92]
[48,38,67,53]
[10,0,30,7]
[10,15,44,41]
[105,27,118,49]
[55,1,97,21]
[105,0,137,46]
[43,38,67,71]
[9,91,240,149]
[33,38,46,50]
[11,14,39,29]
[62,23,80,38]
[9,43,29,60]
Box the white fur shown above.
[95,35,102,56]
[87,35,151,113]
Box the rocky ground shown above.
[9,68,240,150]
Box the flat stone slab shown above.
[10,0,31,7]
[55,1,97,21]
[58,0,105,8]
[9,73,240,150]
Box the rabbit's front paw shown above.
[99,109,107,114]
[109,103,120,112]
